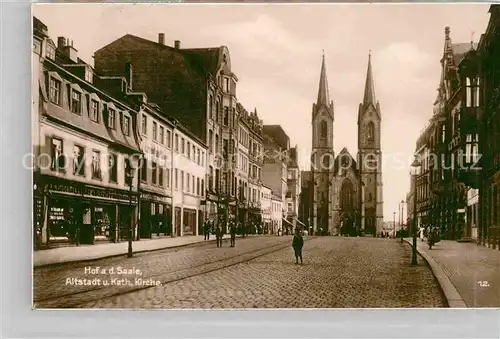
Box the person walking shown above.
[230,221,236,247]
[216,225,223,248]
[292,228,304,265]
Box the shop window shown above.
[91,150,101,179]
[51,137,65,171]
[109,153,117,183]
[152,162,157,185]
[107,108,116,129]
[49,78,61,105]
[90,100,99,122]
[73,145,85,176]
[71,89,82,114]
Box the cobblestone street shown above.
[34,236,446,308]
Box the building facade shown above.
[33,19,142,249]
[286,146,303,228]
[94,33,240,233]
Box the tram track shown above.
[34,237,315,308]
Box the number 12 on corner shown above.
[477,280,490,287]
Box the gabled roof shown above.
[333,147,359,177]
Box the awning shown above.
[282,218,294,228]
[295,219,307,228]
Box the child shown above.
[292,229,304,265]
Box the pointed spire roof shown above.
[363,51,376,107]
[317,51,330,106]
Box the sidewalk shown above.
[34,235,235,268]
[404,238,500,308]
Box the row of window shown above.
[207,95,236,127]
[141,114,206,168]
[49,76,132,136]
[50,137,127,184]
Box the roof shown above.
[316,53,330,106]
[333,147,359,177]
[94,34,224,138]
[452,42,478,66]
[362,52,376,107]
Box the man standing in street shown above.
[203,220,210,241]
[216,225,223,248]
[292,228,304,265]
[230,221,236,247]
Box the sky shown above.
[33,3,491,221]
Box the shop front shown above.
[139,191,172,239]
[183,208,197,236]
[35,175,138,249]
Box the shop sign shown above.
[141,192,170,203]
[47,182,136,203]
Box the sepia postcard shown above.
[31,3,500,309]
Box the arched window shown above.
[320,120,327,139]
[340,180,354,212]
[367,121,375,141]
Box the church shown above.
[303,52,384,236]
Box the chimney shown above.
[158,33,165,45]
[57,37,66,48]
[125,62,133,91]
[174,40,181,49]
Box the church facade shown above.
[307,53,384,236]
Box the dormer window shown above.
[90,100,99,122]
[85,67,93,83]
[107,108,116,129]
[49,78,61,105]
[71,90,81,114]
[123,115,130,136]
[46,44,55,60]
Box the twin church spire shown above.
[316,51,377,108]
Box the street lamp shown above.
[125,159,135,258]
[410,155,421,266]
[393,211,396,238]
[399,199,405,243]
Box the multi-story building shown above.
[286,146,303,228]
[136,98,206,238]
[262,125,290,233]
[298,170,312,233]
[260,185,272,234]
[33,18,142,249]
[94,33,240,232]
[478,5,500,249]
[414,123,433,232]
[271,193,283,234]
[244,107,264,228]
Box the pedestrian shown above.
[203,220,210,241]
[419,226,425,242]
[292,228,304,265]
[230,222,236,247]
[216,225,223,248]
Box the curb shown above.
[402,239,467,308]
[34,235,250,268]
